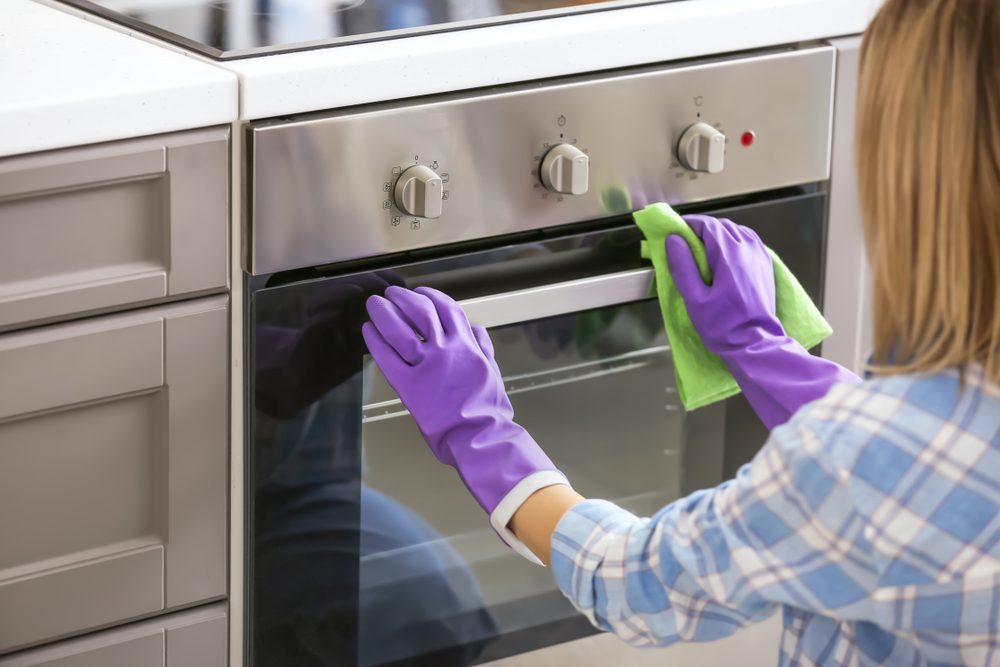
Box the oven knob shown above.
[393,165,443,219]
[678,122,726,174]
[540,144,589,195]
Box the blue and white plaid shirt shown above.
[551,367,1000,666]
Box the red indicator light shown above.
[741,131,756,147]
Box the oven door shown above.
[248,189,826,666]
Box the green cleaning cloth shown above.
[634,203,833,411]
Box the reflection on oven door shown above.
[360,299,728,665]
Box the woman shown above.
[362,0,1000,663]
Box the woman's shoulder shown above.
[812,364,999,423]
[780,365,1000,473]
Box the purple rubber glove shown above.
[362,286,569,562]
[665,215,861,429]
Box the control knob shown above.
[678,122,726,174]
[539,144,589,195]
[393,165,443,219]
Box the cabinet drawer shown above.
[0,297,228,653]
[0,127,228,332]
[0,603,226,667]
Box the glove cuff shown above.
[489,470,572,566]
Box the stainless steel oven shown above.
[245,45,835,666]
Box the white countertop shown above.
[0,0,237,158]
[0,0,881,156]
[224,0,883,121]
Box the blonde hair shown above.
[857,0,1000,381]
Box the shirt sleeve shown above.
[549,399,877,647]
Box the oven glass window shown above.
[250,193,825,665]
[358,299,726,665]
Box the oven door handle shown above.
[458,267,656,329]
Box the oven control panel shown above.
[249,46,834,275]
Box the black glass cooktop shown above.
[59,0,672,60]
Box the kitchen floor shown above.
[482,615,781,666]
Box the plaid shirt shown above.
[551,367,1000,666]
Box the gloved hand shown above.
[362,286,568,562]
[256,272,403,419]
[665,215,861,429]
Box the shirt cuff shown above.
[489,470,571,565]
[549,499,640,606]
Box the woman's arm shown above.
[361,285,889,649]
[666,214,861,429]
[512,387,880,648]
[509,485,585,565]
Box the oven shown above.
[246,45,835,666]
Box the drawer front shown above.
[0,603,226,667]
[0,127,228,332]
[0,297,228,653]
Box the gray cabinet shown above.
[0,603,226,667]
[0,296,228,653]
[0,127,229,333]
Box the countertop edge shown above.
[226,0,880,121]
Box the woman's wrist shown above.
[508,485,586,566]
[489,471,572,564]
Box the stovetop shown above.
[58,0,674,60]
